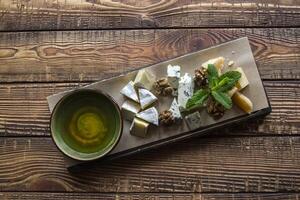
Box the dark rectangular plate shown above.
[47,37,271,171]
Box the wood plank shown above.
[0,0,299,30]
[0,28,299,83]
[0,81,298,136]
[0,136,299,192]
[0,192,299,200]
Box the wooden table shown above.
[0,1,299,199]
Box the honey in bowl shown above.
[50,89,122,161]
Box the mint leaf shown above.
[216,71,241,92]
[219,71,241,83]
[211,91,232,109]
[186,89,209,109]
[212,77,231,91]
[207,64,219,78]
[216,78,237,92]
[207,64,219,88]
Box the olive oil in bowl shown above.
[50,89,122,161]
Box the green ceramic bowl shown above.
[50,89,123,161]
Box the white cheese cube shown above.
[185,111,201,130]
[134,69,156,90]
[136,107,159,126]
[130,118,150,138]
[120,81,139,103]
[167,64,181,89]
[235,67,249,91]
[167,64,181,77]
[178,73,194,108]
[138,88,158,109]
[169,98,181,120]
[121,100,141,121]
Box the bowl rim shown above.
[50,88,123,161]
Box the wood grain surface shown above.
[0,0,299,31]
[0,81,298,136]
[0,28,299,83]
[0,0,299,198]
[0,192,299,200]
[0,136,299,192]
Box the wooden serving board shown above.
[47,37,271,171]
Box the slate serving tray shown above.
[47,37,271,171]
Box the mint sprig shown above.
[211,91,232,109]
[186,64,241,110]
[186,89,209,110]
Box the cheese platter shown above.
[47,37,271,170]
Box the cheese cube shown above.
[235,67,249,91]
[120,81,139,103]
[130,118,150,138]
[121,100,141,121]
[178,73,194,108]
[185,111,201,130]
[167,64,181,89]
[134,69,156,90]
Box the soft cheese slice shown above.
[178,73,194,108]
[134,69,156,90]
[138,88,158,109]
[169,98,181,120]
[130,118,150,138]
[202,57,225,75]
[235,67,249,91]
[120,81,139,102]
[136,107,159,126]
[167,64,181,89]
[185,111,201,130]
[121,100,141,121]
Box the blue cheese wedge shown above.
[178,73,194,108]
[130,118,150,138]
[235,67,249,91]
[120,81,139,103]
[134,69,156,90]
[138,88,158,109]
[185,111,201,130]
[202,57,224,75]
[136,107,159,126]
[167,64,181,89]
[169,98,181,120]
[121,100,141,121]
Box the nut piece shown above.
[228,60,234,67]
[159,110,175,126]
[206,96,226,119]
[163,86,174,96]
[153,78,174,96]
[194,67,207,87]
